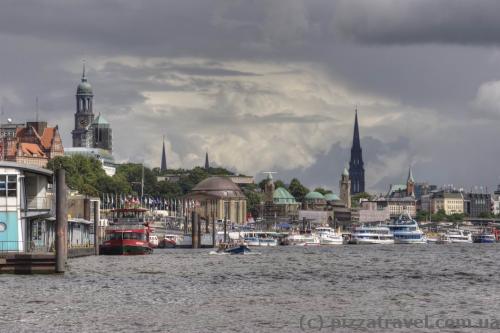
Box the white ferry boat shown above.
[384,213,427,244]
[443,228,473,243]
[242,231,278,247]
[287,233,320,246]
[352,225,394,244]
[314,227,344,245]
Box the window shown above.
[7,175,16,197]
[0,222,6,232]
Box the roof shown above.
[304,191,326,200]
[388,184,407,196]
[20,143,46,157]
[189,176,245,199]
[40,127,56,149]
[342,167,349,176]
[93,113,109,125]
[273,187,297,204]
[324,193,340,201]
[433,191,463,200]
[0,161,53,176]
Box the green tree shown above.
[244,190,263,218]
[314,187,333,195]
[288,178,309,202]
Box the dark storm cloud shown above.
[335,0,500,45]
[1,0,500,190]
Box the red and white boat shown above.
[100,208,153,255]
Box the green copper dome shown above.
[77,64,93,95]
[342,167,349,176]
[324,193,340,201]
[304,191,326,200]
[93,113,109,125]
[273,187,297,204]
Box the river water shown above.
[0,244,499,333]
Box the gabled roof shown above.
[40,127,56,149]
[20,143,46,157]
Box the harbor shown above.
[1,245,498,333]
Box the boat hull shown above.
[224,245,252,254]
[354,238,395,245]
[100,240,153,255]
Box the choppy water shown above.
[0,245,499,333]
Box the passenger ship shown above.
[315,227,344,245]
[100,208,154,255]
[444,228,473,243]
[351,225,394,244]
[384,213,427,244]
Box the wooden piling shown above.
[93,200,100,255]
[191,211,199,249]
[55,169,67,273]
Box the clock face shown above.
[80,119,88,127]
[0,222,6,232]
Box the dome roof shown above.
[93,113,109,125]
[304,191,326,200]
[77,80,93,95]
[77,64,93,95]
[324,193,340,201]
[342,167,349,176]
[190,176,244,198]
[273,187,297,204]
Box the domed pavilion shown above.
[187,176,247,225]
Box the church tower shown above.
[264,173,275,203]
[160,137,167,172]
[348,109,365,194]
[72,63,95,148]
[204,151,209,170]
[406,166,415,197]
[340,167,352,208]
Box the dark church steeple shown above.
[204,151,209,170]
[160,137,167,172]
[348,109,365,194]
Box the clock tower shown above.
[72,63,95,148]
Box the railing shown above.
[27,196,53,210]
[0,241,24,253]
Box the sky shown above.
[2,0,500,194]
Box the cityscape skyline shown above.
[1,1,500,193]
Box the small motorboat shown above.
[224,244,252,255]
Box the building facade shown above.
[339,167,351,208]
[348,110,365,194]
[430,191,464,215]
[1,121,64,167]
[463,193,491,217]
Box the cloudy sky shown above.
[2,0,500,193]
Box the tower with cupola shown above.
[72,63,95,148]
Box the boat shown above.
[287,233,320,246]
[242,232,278,247]
[436,234,452,244]
[314,227,344,245]
[100,208,153,255]
[473,233,496,243]
[223,244,252,254]
[351,225,394,244]
[158,234,181,248]
[444,228,473,243]
[384,213,427,244]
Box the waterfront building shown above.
[71,64,113,153]
[492,194,500,216]
[339,167,351,208]
[430,191,464,215]
[348,110,365,194]
[463,192,492,217]
[0,121,25,140]
[384,167,417,218]
[188,176,247,225]
[0,161,53,252]
[302,191,327,210]
[358,200,390,223]
[1,121,64,167]
[414,182,437,200]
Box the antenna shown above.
[35,96,39,122]
[262,171,276,180]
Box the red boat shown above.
[99,208,153,255]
